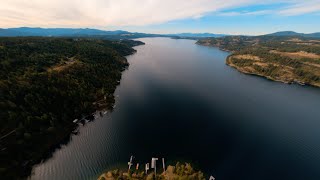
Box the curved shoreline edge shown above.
[225,56,320,88]
[0,38,145,179]
[196,39,320,88]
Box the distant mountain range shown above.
[0,28,319,39]
[0,27,135,37]
[0,27,227,38]
[266,31,320,38]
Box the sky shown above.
[0,0,319,35]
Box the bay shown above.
[30,38,320,180]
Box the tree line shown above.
[0,37,143,178]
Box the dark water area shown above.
[30,38,320,180]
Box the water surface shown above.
[31,38,320,180]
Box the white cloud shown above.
[278,1,320,16]
[0,0,319,28]
[218,0,320,17]
[218,10,272,16]
[0,0,257,27]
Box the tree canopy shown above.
[0,37,143,178]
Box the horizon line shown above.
[1,26,319,36]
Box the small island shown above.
[98,162,207,180]
[197,36,320,87]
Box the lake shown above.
[30,38,320,180]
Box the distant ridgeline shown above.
[98,156,210,180]
[0,27,228,39]
[197,35,320,87]
[0,37,144,179]
[0,27,167,40]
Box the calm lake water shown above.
[30,38,320,180]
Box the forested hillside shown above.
[0,37,144,178]
[197,36,320,87]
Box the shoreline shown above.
[23,43,143,179]
[29,111,106,176]
[196,42,320,88]
[27,82,121,179]
[98,162,207,180]
[195,41,233,53]
[226,56,320,88]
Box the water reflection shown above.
[31,38,320,180]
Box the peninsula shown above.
[197,35,320,87]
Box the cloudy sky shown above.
[0,0,319,35]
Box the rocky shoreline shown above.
[226,56,320,88]
[98,162,207,180]
[196,37,320,88]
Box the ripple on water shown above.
[30,38,320,180]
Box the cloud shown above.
[278,1,320,16]
[217,0,320,17]
[0,0,258,27]
[0,0,319,28]
[218,10,272,16]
